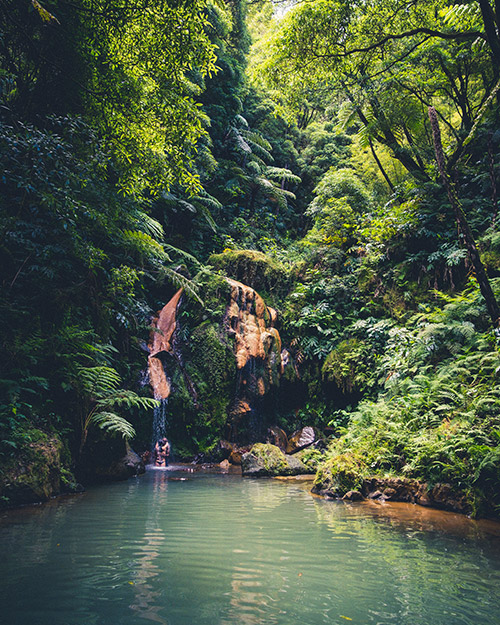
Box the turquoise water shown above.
[1,466,500,625]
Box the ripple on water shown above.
[1,470,500,625]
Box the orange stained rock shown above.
[148,356,171,400]
[149,288,183,357]
[148,288,183,400]
[267,307,278,326]
[226,279,281,371]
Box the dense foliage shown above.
[1,0,500,516]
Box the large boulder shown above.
[93,443,145,481]
[286,426,317,454]
[0,430,80,507]
[241,443,313,477]
[312,453,364,497]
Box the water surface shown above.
[1,466,500,625]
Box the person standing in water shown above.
[154,437,170,467]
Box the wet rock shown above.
[229,450,243,465]
[219,459,230,470]
[218,440,234,458]
[362,477,419,503]
[383,487,397,500]
[267,425,288,452]
[286,426,317,454]
[241,443,312,477]
[422,483,470,513]
[0,433,72,507]
[342,490,363,501]
[94,443,145,481]
[148,288,183,400]
[360,477,471,514]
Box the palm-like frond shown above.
[76,366,121,397]
[158,266,204,305]
[96,390,159,411]
[90,411,136,439]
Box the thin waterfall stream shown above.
[151,398,169,454]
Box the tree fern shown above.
[90,411,136,439]
[75,365,158,454]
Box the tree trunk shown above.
[428,106,500,328]
[368,138,395,192]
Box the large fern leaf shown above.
[90,411,136,439]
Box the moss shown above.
[201,273,233,321]
[251,443,288,474]
[0,428,68,506]
[165,321,237,455]
[313,452,365,496]
[322,338,371,393]
[296,448,324,471]
[209,249,289,302]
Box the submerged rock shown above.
[241,443,313,477]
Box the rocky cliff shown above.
[148,277,285,452]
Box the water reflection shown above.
[1,471,500,625]
[129,472,169,624]
[311,496,500,625]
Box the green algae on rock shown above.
[241,443,315,477]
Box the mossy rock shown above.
[295,448,324,472]
[322,338,371,394]
[0,430,75,507]
[241,443,312,477]
[209,249,289,300]
[312,452,365,497]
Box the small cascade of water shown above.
[151,398,169,453]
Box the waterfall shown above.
[147,289,183,463]
[151,398,169,453]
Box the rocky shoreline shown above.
[0,436,487,520]
[313,476,472,515]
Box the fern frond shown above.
[90,411,136,439]
[132,212,164,240]
[122,230,170,261]
[76,366,121,397]
[159,267,203,305]
[97,390,159,411]
[265,166,302,184]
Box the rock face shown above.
[0,432,80,507]
[241,443,314,477]
[149,278,284,448]
[148,287,183,400]
[225,279,283,441]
